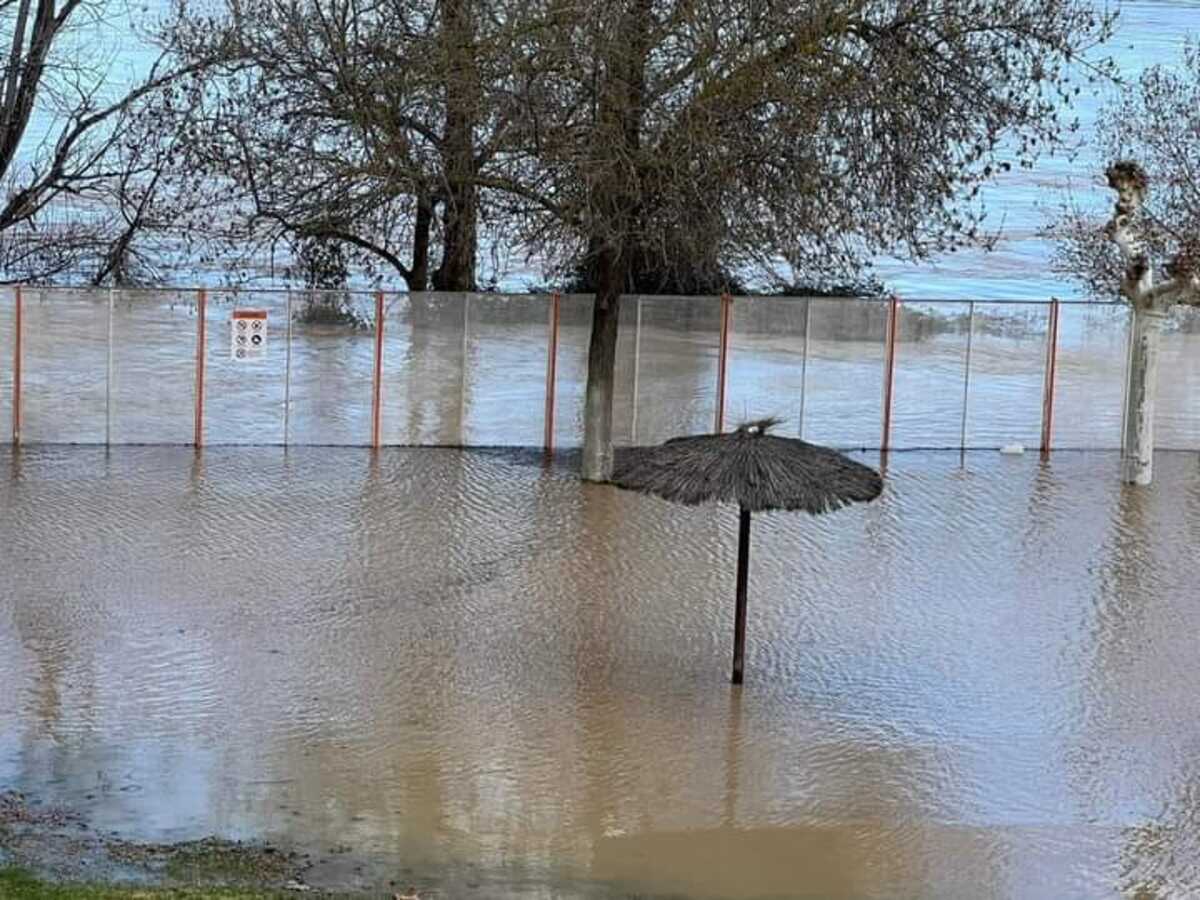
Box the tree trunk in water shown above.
[1123,308,1164,485]
[580,0,652,481]
[582,249,625,481]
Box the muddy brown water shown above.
[2,446,1199,898]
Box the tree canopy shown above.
[1048,42,1200,301]
[0,0,204,284]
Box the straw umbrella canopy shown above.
[612,419,883,684]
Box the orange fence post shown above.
[881,295,900,452]
[193,289,207,448]
[372,290,385,449]
[1041,298,1061,455]
[12,286,21,445]
[543,291,561,452]
[715,292,732,433]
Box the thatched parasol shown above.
[612,419,883,684]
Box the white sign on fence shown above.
[231,310,267,361]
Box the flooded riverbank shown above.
[3,446,1200,898]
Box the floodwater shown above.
[3,445,1200,898]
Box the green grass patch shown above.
[157,838,295,885]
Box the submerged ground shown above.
[2,446,1199,899]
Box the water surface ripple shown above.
[2,447,1199,898]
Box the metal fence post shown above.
[460,294,470,446]
[543,291,561,452]
[106,287,115,446]
[371,290,385,449]
[881,295,900,452]
[193,288,207,449]
[631,296,642,444]
[715,292,732,433]
[12,286,22,445]
[798,297,810,439]
[1041,298,1061,455]
[283,290,293,447]
[960,301,975,451]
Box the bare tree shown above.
[1046,47,1200,301]
[489,0,1116,479]
[0,0,202,283]
[157,0,527,292]
[1046,47,1200,485]
[1100,162,1200,485]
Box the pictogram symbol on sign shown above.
[231,309,268,361]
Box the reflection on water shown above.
[2,447,1200,898]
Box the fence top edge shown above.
[3,285,1129,308]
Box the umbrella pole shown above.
[732,506,751,685]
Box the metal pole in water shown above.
[283,290,293,448]
[12,285,21,446]
[193,289,207,449]
[960,301,975,453]
[543,291,561,452]
[371,290,385,449]
[798,298,810,439]
[106,286,114,447]
[881,296,900,452]
[1040,298,1061,456]
[715,292,732,433]
[732,506,752,686]
[460,294,469,446]
[631,296,642,444]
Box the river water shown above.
[873,0,1200,300]
[3,446,1200,898]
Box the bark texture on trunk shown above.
[408,193,433,292]
[432,0,478,292]
[581,248,625,481]
[432,181,477,291]
[0,0,55,186]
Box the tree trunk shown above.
[580,0,651,481]
[1123,308,1164,485]
[581,246,625,481]
[432,182,476,291]
[432,0,478,292]
[0,0,51,185]
[408,193,433,292]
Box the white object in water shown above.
[999,443,1025,455]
